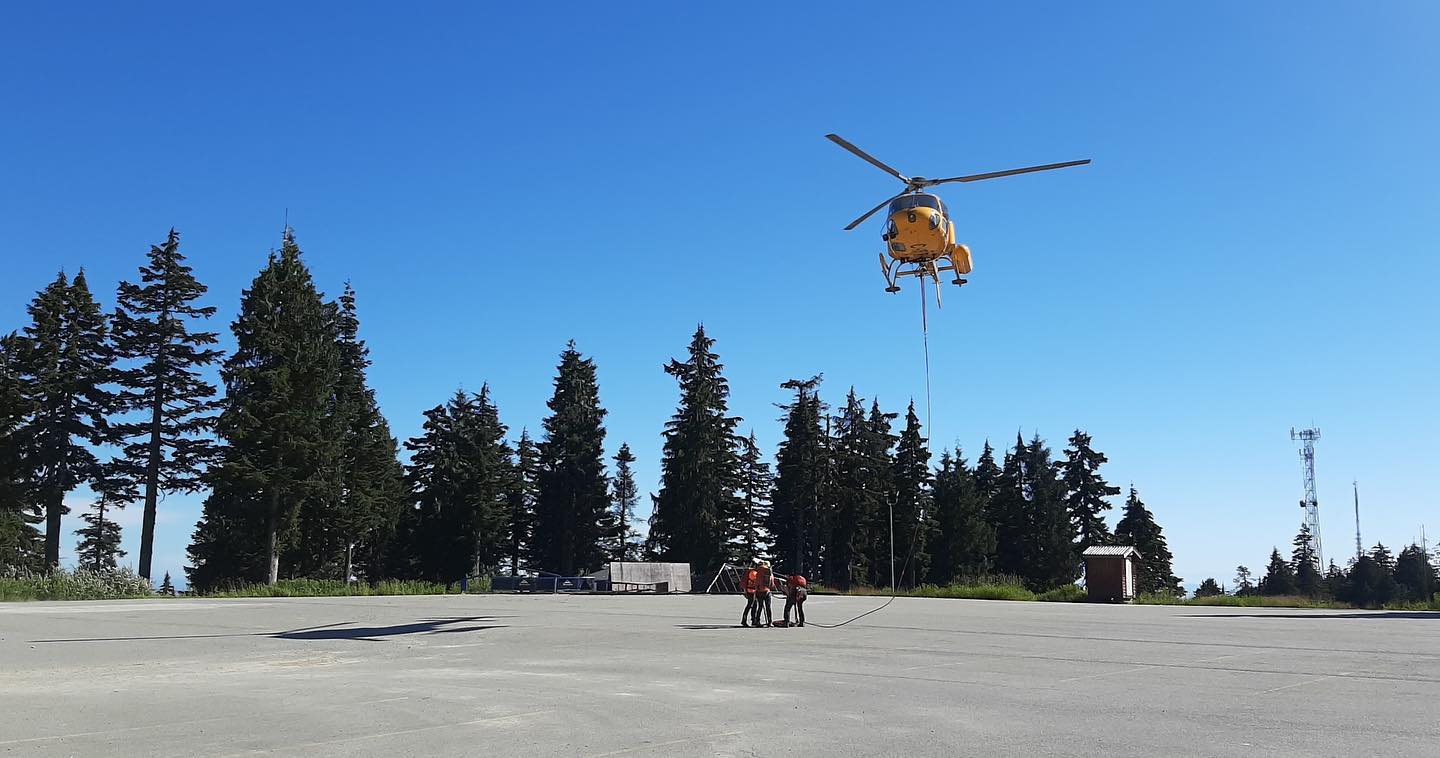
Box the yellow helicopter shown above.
[826,133,1090,303]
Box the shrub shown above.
[0,567,154,601]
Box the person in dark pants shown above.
[740,560,759,627]
[753,561,775,627]
[784,574,808,627]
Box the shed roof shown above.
[1082,545,1142,559]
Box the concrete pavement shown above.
[2,594,1438,756]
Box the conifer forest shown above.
[1,228,1422,605]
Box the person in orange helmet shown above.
[784,574,808,627]
[740,559,760,627]
[753,560,775,627]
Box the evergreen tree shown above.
[1258,548,1294,596]
[1114,485,1182,595]
[859,401,897,588]
[646,326,741,575]
[108,229,223,579]
[506,429,539,575]
[18,270,115,567]
[1323,559,1347,599]
[732,431,773,563]
[74,494,125,571]
[988,434,1030,578]
[405,388,512,584]
[1290,523,1323,597]
[193,231,340,585]
[1233,565,1254,596]
[610,443,641,562]
[1393,544,1437,603]
[1336,551,1393,607]
[824,389,879,589]
[1020,433,1077,590]
[928,448,995,584]
[533,342,613,575]
[891,402,933,588]
[1058,430,1118,551]
[1194,578,1223,598]
[767,376,826,577]
[186,487,265,590]
[0,333,43,570]
[325,284,405,582]
[973,440,1001,504]
[159,571,175,595]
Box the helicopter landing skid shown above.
[880,254,966,306]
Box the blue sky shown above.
[2,3,1436,588]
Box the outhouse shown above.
[1082,545,1142,602]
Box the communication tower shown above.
[1291,428,1323,569]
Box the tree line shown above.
[0,228,1182,593]
[1198,523,1437,607]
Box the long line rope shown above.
[806,277,936,629]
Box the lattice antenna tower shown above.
[1291,427,1323,569]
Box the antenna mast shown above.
[1352,480,1362,562]
[1291,427,1323,570]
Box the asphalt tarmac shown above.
[2,594,1437,756]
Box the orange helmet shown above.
[791,575,806,587]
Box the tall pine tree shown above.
[533,342,613,575]
[195,230,340,585]
[646,326,741,575]
[18,270,114,567]
[1058,430,1118,552]
[405,388,512,584]
[1258,547,1295,596]
[1020,433,1078,590]
[74,494,125,571]
[1114,485,1182,595]
[327,284,405,582]
[731,431,773,563]
[824,389,881,589]
[859,401,897,587]
[1290,523,1323,597]
[928,448,995,584]
[109,229,223,579]
[507,429,539,575]
[0,333,43,570]
[767,376,826,577]
[610,443,641,562]
[988,434,1030,579]
[891,401,933,588]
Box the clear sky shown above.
[2,3,1436,588]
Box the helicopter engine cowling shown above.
[950,244,973,274]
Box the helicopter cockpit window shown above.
[889,195,941,215]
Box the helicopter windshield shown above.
[889,195,942,214]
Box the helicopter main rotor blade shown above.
[826,133,910,183]
[930,159,1091,185]
[844,190,909,231]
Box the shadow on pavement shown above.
[274,616,506,640]
[675,624,747,630]
[30,616,509,643]
[1181,611,1438,620]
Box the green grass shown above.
[822,576,1086,603]
[0,567,155,601]
[201,576,490,598]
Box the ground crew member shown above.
[753,560,775,627]
[784,574,808,627]
[740,559,760,627]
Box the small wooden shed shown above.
[1082,545,1142,602]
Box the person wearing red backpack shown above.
[784,574,808,627]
